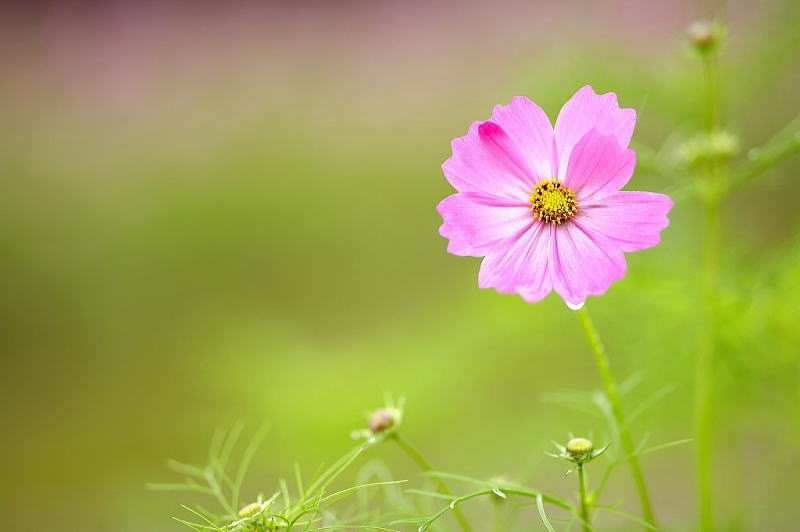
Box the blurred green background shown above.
[1,1,799,530]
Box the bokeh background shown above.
[2,1,799,530]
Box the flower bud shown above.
[679,130,739,168]
[686,20,725,55]
[708,130,739,160]
[368,408,395,434]
[687,20,714,48]
[238,502,261,518]
[566,437,594,460]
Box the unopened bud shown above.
[679,130,739,168]
[708,130,739,160]
[566,438,594,459]
[238,502,261,518]
[687,20,713,47]
[686,20,725,54]
[368,409,395,433]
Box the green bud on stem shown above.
[566,437,594,460]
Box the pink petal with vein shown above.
[551,222,627,307]
[564,129,636,201]
[478,221,552,295]
[554,85,636,180]
[489,96,555,182]
[442,120,533,200]
[577,191,673,252]
[437,192,532,257]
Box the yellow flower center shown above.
[529,179,578,225]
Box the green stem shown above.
[576,306,657,530]
[664,128,800,203]
[695,192,719,532]
[702,54,719,134]
[696,46,723,532]
[731,131,800,188]
[492,497,507,532]
[577,464,591,532]
[392,433,473,532]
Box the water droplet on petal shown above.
[566,300,585,311]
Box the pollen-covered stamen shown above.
[529,178,578,225]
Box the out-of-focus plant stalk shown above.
[695,47,724,532]
[391,433,473,532]
[665,130,800,202]
[576,306,657,530]
[577,463,591,532]
[703,55,719,134]
[731,132,800,187]
[492,496,507,532]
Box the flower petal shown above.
[437,192,532,257]
[489,96,555,182]
[516,227,556,303]
[554,85,636,180]
[442,120,535,200]
[478,221,553,296]
[564,129,636,201]
[577,191,673,252]
[550,222,627,306]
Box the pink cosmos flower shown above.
[437,86,672,308]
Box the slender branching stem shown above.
[577,464,591,532]
[391,432,473,532]
[576,306,657,530]
[492,497,507,532]
[665,127,800,203]
[696,50,723,532]
[695,191,719,532]
[703,55,719,134]
[731,131,800,188]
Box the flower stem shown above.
[731,130,800,188]
[577,463,591,532]
[695,192,719,532]
[696,49,723,532]
[492,497,507,532]
[391,432,472,532]
[575,306,657,530]
[703,54,719,134]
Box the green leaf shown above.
[319,480,408,505]
[305,527,399,531]
[404,489,454,500]
[595,505,658,530]
[536,494,557,532]
[232,425,269,511]
[166,459,207,479]
[146,482,213,494]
